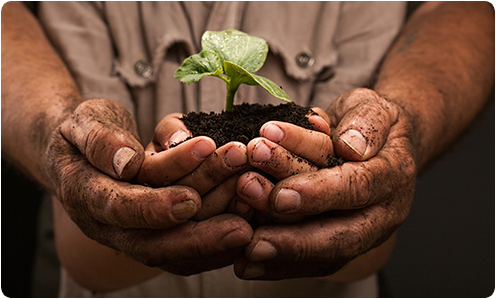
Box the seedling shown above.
[174,29,291,112]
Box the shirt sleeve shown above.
[37,1,136,116]
[311,1,406,108]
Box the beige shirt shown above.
[39,1,405,143]
[59,266,380,298]
[38,1,405,297]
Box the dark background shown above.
[383,98,495,297]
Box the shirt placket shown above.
[198,2,246,113]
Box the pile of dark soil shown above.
[181,102,344,168]
[181,102,314,146]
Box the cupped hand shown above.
[58,99,145,181]
[234,88,416,279]
[136,113,250,220]
[236,107,334,222]
[46,99,253,275]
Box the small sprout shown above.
[174,29,291,112]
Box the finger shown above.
[95,214,253,276]
[259,121,334,167]
[46,131,202,229]
[266,144,416,215]
[153,113,192,150]
[329,88,400,161]
[59,99,144,181]
[234,203,400,280]
[236,171,303,223]
[247,138,319,180]
[176,142,248,195]
[72,168,202,228]
[193,175,240,221]
[307,107,331,135]
[135,137,216,187]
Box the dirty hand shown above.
[235,106,333,223]
[46,99,253,275]
[136,113,250,220]
[234,88,416,279]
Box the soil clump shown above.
[181,102,344,168]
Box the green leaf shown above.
[174,50,224,84]
[201,30,268,73]
[174,30,292,111]
[251,74,292,103]
[224,61,258,87]
[224,61,291,103]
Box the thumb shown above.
[60,99,144,180]
[330,88,400,161]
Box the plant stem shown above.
[216,74,230,84]
[225,84,238,112]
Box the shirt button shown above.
[134,60,154,78]
[295,51,314,68]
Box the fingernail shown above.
[275,189,301,213]
[339,129,366,157]
[172,200,197,220]
[262,123,284,143]
[252,140,272,163]
[168,130,191,148]
[241,178,263,200]
[308,115,330,134]
[241,262,265,279]
[192,140,215,159]
[224,144,248,168]
[113,147,136,178]
[249,240,277,262]
[222,229,252,249]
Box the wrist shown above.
[373,84,445,171]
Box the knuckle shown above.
[83,124,107,159]
[299,234,323,261]
[196,242,216,260]
[345,88,381,108]
[353,87,378,97]
[136,201,157,228]
[316,136,335,166]
[138,196,178,229]
[290,134,308,152]
[348,164,373,208]
[203,155,228,182]
[104,193,136,227]
[347,224,372,256]
[358,106,390,140]
[266,229,307,261]
[127,237,164,268]
[103,190,169,229]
